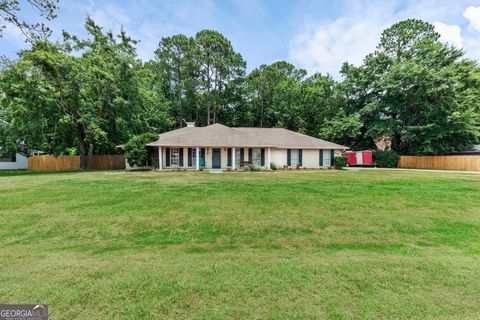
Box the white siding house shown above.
[0,119,28,170]
[145,123,348,170]
[0,153,28,170]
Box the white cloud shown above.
[87,0,218,61]
[88,3,131,35]
[289,17,381,76]
[2,23,26,46]
[433,22,463,48]
[289,1,396,77]
[463,6,480,31]
[289,0,477,78]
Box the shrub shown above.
[270,162,277,171]
[124,133,158,168]
[334,156,348,169]
[246,163,261,171]
[373,150,400,168]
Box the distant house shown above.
[450,145,480,156]
[145,122,348,170]
[0,119,28,170]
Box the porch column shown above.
[232,147,236,170]
[158,147,163,171]
[267,147,271,169]
[196,147,200,170]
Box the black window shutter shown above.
[240,148,244,162]
[330,150,335,166]
[11,153,16,162]
[188,148,192,166]
[299,149,303,166]
[200,148,205,166]
[287,149,291,166]
[179,148,184,166]
[227,148,232,166]
[166,147,170,166]
[248,148,252,162]
[320,150,323,166]
[261,148,265,166]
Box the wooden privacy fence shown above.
[90,155,125,170]
[398,155,480,171]
[29,155,80,171]
[28,155,125,171]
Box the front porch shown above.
[153,146,271,171]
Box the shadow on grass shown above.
[0,169,125,177]
[0,169,125,178]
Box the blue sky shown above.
[1,0,480,78]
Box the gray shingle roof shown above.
[147,124,348,149]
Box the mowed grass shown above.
[0,170,479,319]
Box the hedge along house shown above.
[146,123,348,170]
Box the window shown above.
[191,149,196,166]
[290,149,300,166]
[323,150,331,166]
[252,148,262,166]
[170,148,180,166]
[0,154,15,163]
[235,149,241,168]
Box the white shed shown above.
[0,119,28,170]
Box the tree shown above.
[245,61,306,128]
[339,19,480,155]
[194,30,246,125]
[319,111,362,147]
[299,73,339,137]
[379,19,439,60]
[124,132,158,167]
[0,17,174,167]
[155,35,198,127]
[0,0,59,41]
[0,44,70,156]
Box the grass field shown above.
[0,170,479,319]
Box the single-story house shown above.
[145,122,348,170]
[0,119,28,170]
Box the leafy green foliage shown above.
[373,150,400,168]
[319,111,362,147]
[0,18,174,167]
[1,17,479,162]
[124,133,158,168]
[154,30,246,127]
[334,156,348,169]
[340,19,480,155]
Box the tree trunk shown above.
[179,95,183,127]
[207,61,212,126]
[207,102,211,125]
[260,98,265,128]
[77,126,87,169]
[86,143,93,169]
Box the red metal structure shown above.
[341,151,373,166]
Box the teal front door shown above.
[212,148,221,168]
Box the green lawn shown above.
[0,170,479,319]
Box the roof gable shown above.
[147,124,348,149]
